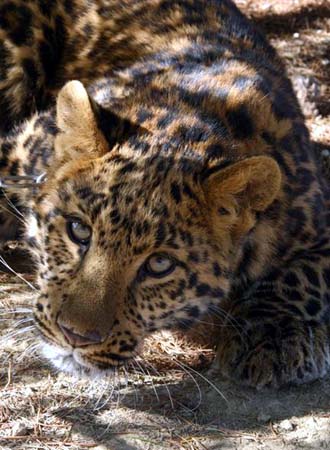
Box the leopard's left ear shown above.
[55,80,109,163]
[203,156,282,238]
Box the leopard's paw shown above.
[216,322,329,389]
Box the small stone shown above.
[24,387,34,396]
[11,422,30,437]
[293,32,300,39]
[321,149,330,157]
[278,419,294,431]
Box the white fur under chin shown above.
[41,342,113,380]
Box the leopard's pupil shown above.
[152,256,170,271]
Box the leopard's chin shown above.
[41,342,118,379]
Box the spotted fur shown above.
[1,0,330,388]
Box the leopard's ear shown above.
[203,156,281,237]
[55,80,108,163]
[55,80,145,164]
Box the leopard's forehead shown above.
[53,151,203,211]
[35,150,208,258]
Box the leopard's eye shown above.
[67,219,92,246]
[145,253,176,277]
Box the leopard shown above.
[1,0,330,389]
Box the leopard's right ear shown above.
[55,80,144,165]
[55,80,109,164]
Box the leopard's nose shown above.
[57,320,104,347]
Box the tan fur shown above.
[204,156,282,241]
[55,81,109,164]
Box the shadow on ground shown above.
[49,372,330,448]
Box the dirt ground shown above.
[1,0,330,449]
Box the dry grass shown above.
[0,0,330,449]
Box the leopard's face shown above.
[27,80,280,377]
[29,150,233,376]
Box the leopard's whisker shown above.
[125,360,141,407]
[17,340,42,362]
[95,377,118,438]
[207,305,246,340]
[0,308,33,316]
[0,254,37,291]
[138,356,175,409]
[93,377,115,411]
[1,317,34,328]
[0,202,26,226]
[0,325,36,344]
[208,304,245,330]
[2,323,35,337]
[232,282,277,304]
[169,358,203,411]
[1,336,38,366]
[119,365,132,404]
[173,359,228,404]
[133,356,160,403]
[113,368,121,408]
[2,190,28,222]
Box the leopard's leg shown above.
[215,255,330,388]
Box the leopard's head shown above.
[29,81,281,376]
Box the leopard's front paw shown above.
[216,322,329,389]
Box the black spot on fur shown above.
[323,268,330,288]
[119,161,136,174]
[155,223,166,247]
[157,113,174,128]
[284,271,299,288]
[137,108,153,124]
[288,290,303,302]
[226,106,254,139]
[305,299,321,316]
[36,303,44,312]
[185,306,200,318]
[218,207,229,215]
[9,160,19,176]
[0,4,32,46]
[196,283,210,296]
[188,251,199,263]
[205,144,224,159]
[301,264,320,288]
[39,16,67,85]
[213,262,221,277]
[22,58,39,90]
[170,182,182,204]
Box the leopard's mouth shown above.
[41,342,128,378]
